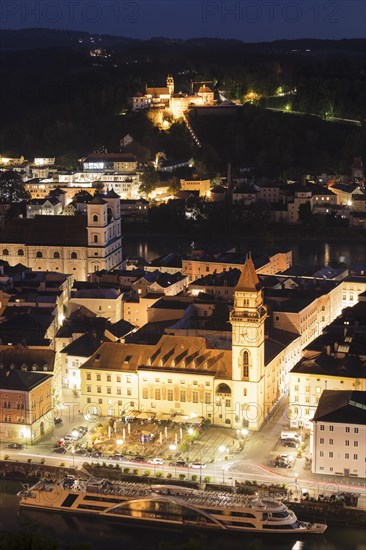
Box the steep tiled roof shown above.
[0,369,52,391]
[80,335,232,378]
[236,258,261,292]
[313,390,366,424]
[0,215,87,246]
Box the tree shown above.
[140,165,160,195]
[0,171,30,202]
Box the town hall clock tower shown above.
[230,256,267,429]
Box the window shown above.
[320,438,324,444]
[155,389,161,400]
[18,249,24,256]
[345,453,349,459]
[3,249,9,255]
[71,252,77,259]
[305,385,310,393]
[93,235,98,243]
[192,391,199,403]
[205,393,211,404]
[96,374,101,381]
[354,441,358,447]
[320,451,324,457]
[345,440,350,446]
[242,350,249,379]
[86,374,91,381]
[142,388,148,399]
[127,389,132,396]
[329,452,333,458]
[97,386,101,393]
[329,425,334,431]
[316,386,321,394]
[243,388,247,397]
[107,387,111,395]
[354,427,359,434]
[98,398,102,404]
[167,389,173,401]
[354,454,358,460]
[93,214,99,223]
[106,375,111,382]
[87,386,91,393]
[346,427,350,433]
[126,376,131,383]
[320,425,324,431]
[294,385,299,392]
[117,388,121,395]
[53,252,60,259]
[36,251,42,258]
[180,390,186,402]
[116,376,121,383]
[329,439,333,445]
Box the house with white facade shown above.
[312,390,366,478]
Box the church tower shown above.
[230,256,267,429]
[166,75,174,96]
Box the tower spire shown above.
[236,257,260,292]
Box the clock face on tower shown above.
[239,325,263,344]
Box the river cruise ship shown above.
[18,477,327,535]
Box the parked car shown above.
[169,460,188,468]
[189,462,206,469]
[54,418,62,425]
[283,440,298,448]
[274,455,292,468]
[77,426,88,434]
[8,443,24,449]
[89,451,103,459]
[130,456,145,463]
[147,457,165,465]
[74,448,89,456]
[53,447,67,454]
[110,454,124,461]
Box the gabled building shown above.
[312,390,366,478]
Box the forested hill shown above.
[1,29,365,53]
[0,30,365,168]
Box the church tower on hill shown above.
[230,256,267,430]
[166,75,174,96]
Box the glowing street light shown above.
[116,439,124,445]
[169,444,177,452]
[188,428,194,436]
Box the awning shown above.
[155,412,172,421]
[124,411,139,419]
[172,415,189,424]
[136,412,156,420]
[186,416,204,425]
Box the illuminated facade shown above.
[0,193,123,281]
[0,369,54,444]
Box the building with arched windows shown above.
[78,257,301,431]
[0,192,123,281]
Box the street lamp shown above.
[295,472,298,501]
[116,439,124,446]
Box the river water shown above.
[122,236,366,268]
[1,482,365,550]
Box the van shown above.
[281,431,301,442]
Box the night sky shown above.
[1,0,365,40]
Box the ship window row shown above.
[263,522,300,530]
[77,504,107,511]
[83,495,123,503]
